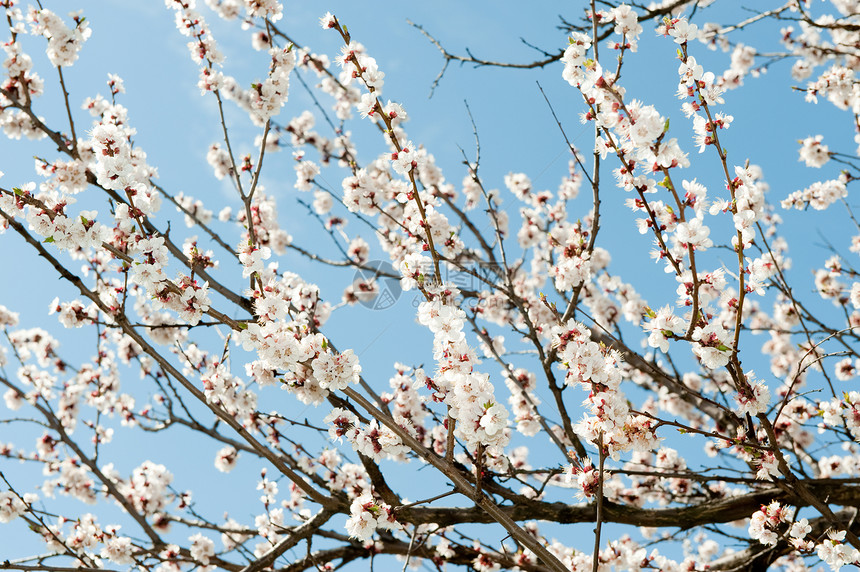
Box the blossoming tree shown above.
[1,0,859,570]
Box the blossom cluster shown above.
[565,459,606,500]
[552,319,660,457]
[248,46,296,122]
[819,392,860,442]
[324,407,408,462]
[345,494,400,542]
[749,501,800,546]
[27,8,91,68]
[1,1,859,571]
[1,34,46,139]
[750,502,860,570]
[418,293,510,451]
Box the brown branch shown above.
[398,481,860,529]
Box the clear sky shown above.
[0,0,856,568]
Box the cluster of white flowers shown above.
[778,11,860,156]
[238,241,271,279]
[663,16,700,45]
[748,501,794,546]
[418,294,510,450]
[717,43,758,91]
[249,46,295,122]
[201,362,257,421]
[690,321,732,369]
[234,271,359,404]
[169,0,294,127]
[100,534,136,565]
[48,297,98,328]
[729,165,767,249]
[90,121,162,215]
[549,221,594,291]
[344,494,400,542]
[126,232,212,326]
[803,65,857,111]
[673,216,712,251]
[818,529,860,570]
[517,206,544,248]
[561,32,592,87]
[311,348,361,391]
[242,0,282,22]
[398,252,431,291]
[413,205,464,259]
[158,275,212,325]
[214,445,239,472]
[753,450,781,481]
[165,0,224,65]
[798,135,831,168]
[782,177,848,211]
[236,191,293,255]
[206,143,234,180]
[1,35,47,139]
[238,315,296,365]
[749,507,857,570]
[296,36,360,121]
[64,513,103,554]
[390,141,422,176]
[27,8,91,67]
[0,491,28,523]
[117,461,174,516]
[565,459,606,500]
[504,368,541,437]
[294,157,320,192]
[341,167,386,215]
[735,373,771,416]
[188,532,215,565]
[174,192,213,228]
[642,305,685,353]
[552,319,660,456]
[383,365,430,438]
[35,157,88,195]
[504,172,532,202]
[24,204,109,252]
[602,4,642,51]
[745,251,783,296]
[818,392,860,441]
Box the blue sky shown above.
[0,0,857,568]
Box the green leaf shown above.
[43,236,55,243]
